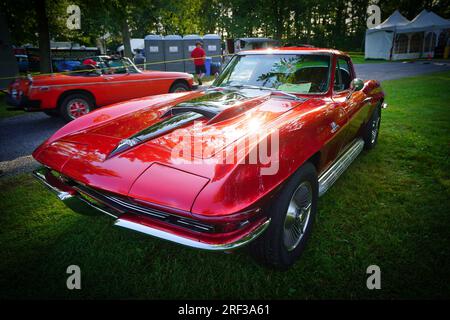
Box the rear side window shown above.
[334,58,352,92]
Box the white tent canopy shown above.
[365,10,409,60]
[367,10,410,33]
[365,10,450,60]
[397,10,450,33]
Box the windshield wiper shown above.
[224,84,305,102]
[268,90,305,102]
[225,83,265,90]
[161,104,221,119]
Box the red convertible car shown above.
[6,56,194,122]
[32,47,386,269]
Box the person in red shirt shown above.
[82,58,97,66]
[191,41,206,85]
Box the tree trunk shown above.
[36,0,51,73]
[121,19,132,58]
[334,0,347,47]
[273,1,284,40]
[0,11,19,89]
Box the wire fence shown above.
[0,54,233,82]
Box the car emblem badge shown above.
[330,122,340,133]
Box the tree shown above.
[35,0,52,73]
[0,10,18,88]
[2,0,450,58]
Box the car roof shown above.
[238,47,347,56]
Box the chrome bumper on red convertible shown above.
[33,167,270,251]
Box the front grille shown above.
[72,183,216,233]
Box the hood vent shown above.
[161,104,222,120]
[106,88,298,159]
[161,89,253,119]
[107,112,202,159]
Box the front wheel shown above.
[363,104,381,150]
[250,162,318,270]
[169,81,190,93]
[59,93,93,122]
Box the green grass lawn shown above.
[0,72,449,299]
[349,53,388,64]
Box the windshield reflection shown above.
[214,54,331,94]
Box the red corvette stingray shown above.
[32,47,385,269]
[6,56,194,122]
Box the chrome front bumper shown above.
[113,218,270,251]
[33,167,270,251]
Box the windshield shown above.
[69,56,141,76]
[213,54,331,94]
[95,57,140,74]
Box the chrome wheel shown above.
[370,113,380,144]
[283,181,313,251]
[67,98,90,119]
[169,82,190,93]
[173,87,187,93]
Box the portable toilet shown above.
[203,34,222,64]
[164,35,184,72]
[144,34,165,71]
[183,34,202,74]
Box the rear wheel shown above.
[59,93,93,122]
[169,81,190,93]
[250,162,318,270]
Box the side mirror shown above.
[350,78,364,92]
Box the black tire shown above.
[43,110,60,117]
[59,93,94,122]
[250,162,318,270]
[363,104,381,150]
[169,81,190,93]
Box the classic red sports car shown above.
[32,47,386,269]
[6,56,194,121]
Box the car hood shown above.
[62,88,305,158]
[34,88,306,211]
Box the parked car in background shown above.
[15,54,29,72]
[5,56,194,121]
[32,47,385,269]
[54,60,82,72]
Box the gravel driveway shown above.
[355,60,450,81]
[1,61,450,176]
[0,113,65,176]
